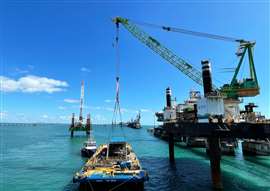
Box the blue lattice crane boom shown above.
[113,17,259,99]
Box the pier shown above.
[158,59,270,190]
[165,122,270,189]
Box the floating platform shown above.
[69,113,91,137]
[73,137,148,191]
[242,139,270,155]
[127,112,141,129]
[186,137,206,148]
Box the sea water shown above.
[1,124,270,191]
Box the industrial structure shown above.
[112,17,270,190]
[127,111,141,129]
[69,81,91,137]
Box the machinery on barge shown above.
[73,22,149,190]
[73,137,148,191]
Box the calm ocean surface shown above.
[0,124,270,191]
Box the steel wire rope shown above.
[212,55,238,87]
[129,18,240,42]
[127,18,248,92]
[87,181,95,191]
[110,21,126,141]
[108,176,136,191]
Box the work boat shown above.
[81,135,97,158]
[127,112,141,129]
[73,137,149,191]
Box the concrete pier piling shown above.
[86,114,91,135]
[168,133,175,163]
[201,59,223,189]
[208,137,223,190]
[70,113,75,138]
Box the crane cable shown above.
[112,22,122,125]
[129,19,243,43]
[128,19,249,88]
[110,22,127,141]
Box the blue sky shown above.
[1,1,269,124]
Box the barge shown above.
[186,137,206,148]
[73,137,148,191]
[240,103,270,155]
[242,139,270,156]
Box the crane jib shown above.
[116,17,219,90]
[114,17,259,98]
[129,24,201,81]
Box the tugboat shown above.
[73,137,149,191]
[81,134,97,158]
[127,112,141,129]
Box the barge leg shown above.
[169,133,175,163]
[183,136,186,142]
[208,137,223,190]
[71,130,74,138]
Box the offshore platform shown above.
[69,81,91,137]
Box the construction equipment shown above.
[113,17,259,99]
[79,80,84,122]
[69,81,90,137]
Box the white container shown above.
[224,100,240,123]
[197,96,225,118]
[163,108,177,121]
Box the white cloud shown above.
[0,111,7,119]
[42,114,48,118]
[58,106,66,110]
[81,67,91,73]
[0,75,68,93]
[104,99,113,103]
[92,114,107,124]
[88,106,113,111]
[105,107,114,111]
[141,109,152,113]
[64,98,80,103]
[89,106,102,110]
[59,115,69,121]
[121,108,137,114]
[15,67,29,74]
[27,65,34,70]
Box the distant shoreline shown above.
[0,123,153,126]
